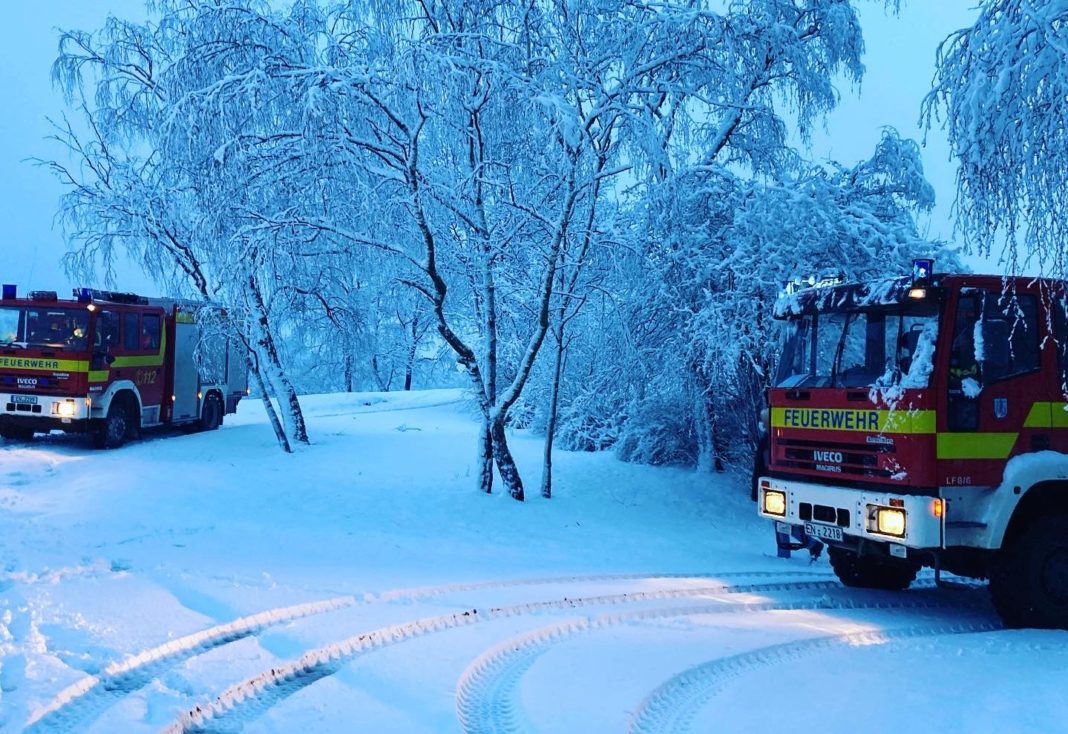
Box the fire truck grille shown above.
[799,502,850,527]
[776,437,896,480]
[6,403,42,414]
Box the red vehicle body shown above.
[0,287,247,447]
[757,269,1068,628]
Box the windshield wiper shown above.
[829,314,854,388]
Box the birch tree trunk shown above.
[693,386,716,474]
[490,412,524,501]
[246,351,291,453]
[403,325,417,391]
[344,354,354,393]
[477,420,494,495]
[540,317,566,499]
[247,272,309,445]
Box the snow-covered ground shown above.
[1,389,1066,733]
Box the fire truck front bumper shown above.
[0,393,93,431]
[757,476,944,552]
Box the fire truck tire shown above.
[95,398,132,449]
[828,546,920,591]
[200,393,222,431]
[990,515,1068,630]
[0,426,34,442]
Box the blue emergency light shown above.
[1,284,15,300]
[912,258,934,286]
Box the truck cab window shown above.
[948,294,981,390]
[1054,297,1068,392]
[982,294,1039,382]
[124,312,141,351]
[775,315,813,388]
[142,314,161,351]
[838,313,884,387]
[95,311,118,351]
[814,312,848,387]
[776,307,938,390]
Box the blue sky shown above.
[0,0,146,293]
[0,1,984,295]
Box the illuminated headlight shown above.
[53,400,77,418]
[763,489,787,517]
[868,506,906,537]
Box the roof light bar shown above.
[912,258,934,287]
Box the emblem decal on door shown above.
[994,397,1008,419]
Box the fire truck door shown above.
[172,320,199,421]
[943,289,1042,486]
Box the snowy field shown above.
[1,389,1067,733]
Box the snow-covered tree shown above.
[44,0,959,489]
[924,0,1068,275]
[48,1,334,450]
[558,128,952,472]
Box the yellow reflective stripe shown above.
[771,407,936,434]
[88,370,109,382]
[1024,402,1053,428]
[1021,401,1068,428]
[110,355,164,368]
[1052,402,1068,428]
[108,328,167,369]
[884,410,937,434]
[936,433,1018,460]
[0,356,89,372]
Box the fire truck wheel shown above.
[0,426,34,442]
[828,546,920,591]
[200,393,222,431]
[95,399,132,449]
[990,515,1068,630]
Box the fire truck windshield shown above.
[776,305,940,389]
[0,306,91,352]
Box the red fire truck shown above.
[0,286,247,448]
[757,261,1068,628]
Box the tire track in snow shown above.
[310,395,467,418]
[452,584,989,734]
[627,617,1003,734]
[24,596,355,734]
[159,578,843,733]
[21,570,825,733]
[367,569,834,603]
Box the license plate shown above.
[11,394,37,405]
[804,522,843,542]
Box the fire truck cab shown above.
[757,262,1068,628]
[0,286,247,448]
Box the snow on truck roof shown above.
[0,286,219,313]
[774,276,917,318]
[774,273,1068,319]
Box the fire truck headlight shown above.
[870,506,906,537]
[54,400,77,418]
[763,489,787,517]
